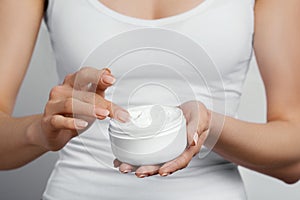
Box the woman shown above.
[0,0,299,199]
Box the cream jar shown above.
[108,105,187,166]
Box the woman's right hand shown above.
[27,67,130,151]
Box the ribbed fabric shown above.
[43,0,254,199]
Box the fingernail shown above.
[192,132,199,146]
[116,110,131,123]
[102,75,116,84]
[95,108,110,117]
[139,174,146,178]
[121,169,131,174]
[103,68,111,74]
[161,173,169,177]
[75,119,88,129]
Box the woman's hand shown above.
[27,67,130,151]
[114,101,210,177]
[158,101,210,175]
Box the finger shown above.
[112,108,131,123]
[63,67,115,91]
[72,90,111,113]
[186,116,199,147]
[71,91,113,118]
[48,115,89,131]
[159,146,196,176]
[135,165,160,178]
[48,89,130,122]
[107,103,131,123]
[57,88,110,114]
[119,163,137,174]
[45,98,110,119]
[48,85,65,101]
[198,129,209,148]
[113,159,122,168]
[159,131,208,176]
[71,90,131,122]
[179,101,200,147]
[185,103,210,147]
[52,72,130,122]
[179,100,199,122]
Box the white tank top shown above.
[43,0,254,199]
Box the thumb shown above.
[186,114,199,147]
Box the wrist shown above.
[25,115,48,152]
[202,109,224,152]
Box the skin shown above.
[0,0,299,186]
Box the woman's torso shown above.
[43,0,254,199]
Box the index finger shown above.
[64,67,115,91]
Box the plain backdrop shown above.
[0,23,299,200]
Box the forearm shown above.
[211,112,300,182]
[0,112,48,170]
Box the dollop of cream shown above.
[109,105,183,138]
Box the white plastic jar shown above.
[108,105,187,165]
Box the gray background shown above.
[0,23,299,200]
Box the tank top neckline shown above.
[87,0,213,26]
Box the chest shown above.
[98,0,205,19]
[46,0,254,86]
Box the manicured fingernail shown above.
[116,110,131,123]
[102,75,116,84]
[161,172,169,177]
[75,119,88,129]
[121,169,131,174]
[103,68,111,74]
[139,174,146,178]
[95,108,110,117]
[192,132,199,146]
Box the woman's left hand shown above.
[114,101,211,178]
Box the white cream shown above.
[109,105,187,165]
[110,105,182,138]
